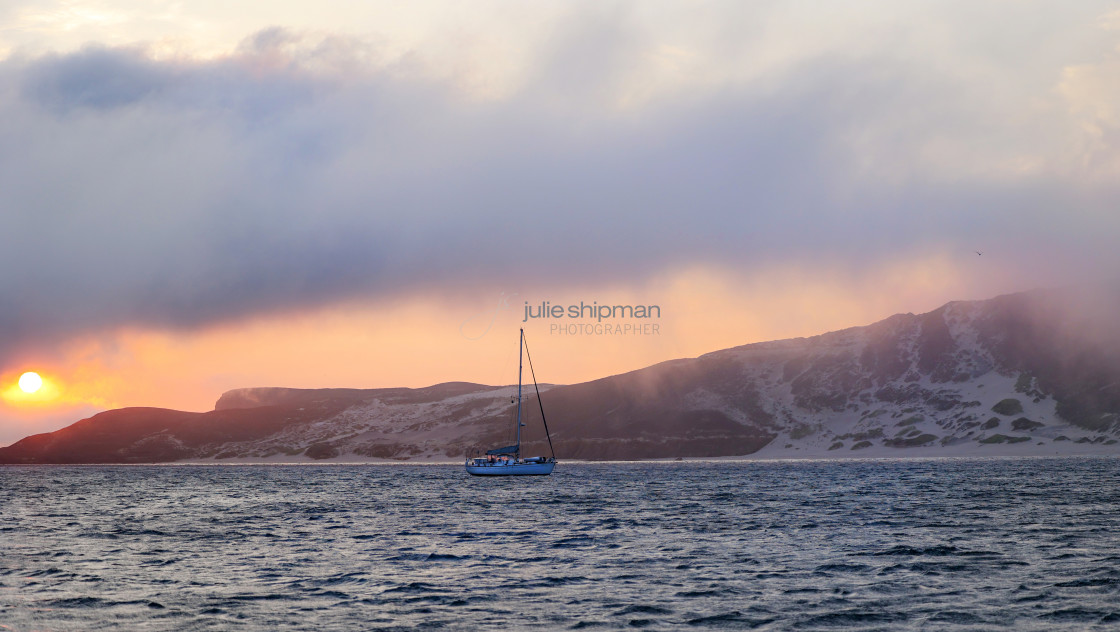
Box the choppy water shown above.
[1,458,1119,630]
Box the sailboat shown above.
[465,328,557,476]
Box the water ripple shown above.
[1,457,1119,630]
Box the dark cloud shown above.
[23,46,172,111]
[0,26,1118,363]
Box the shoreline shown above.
[5,449,1117,466]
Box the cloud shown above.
[23,45,172,110]
[1,12,1119,366]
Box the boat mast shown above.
[516,328,524,458]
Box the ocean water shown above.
[1,458,1119,631]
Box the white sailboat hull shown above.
[467,329,557,477]
[465,460,556,476]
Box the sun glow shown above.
[3,371,60,407]
[18,372,42,393]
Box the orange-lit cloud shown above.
[0,21,1116,371]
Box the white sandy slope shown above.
[181,298,1120,464]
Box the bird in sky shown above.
[976,251,983,256]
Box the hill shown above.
[3,286,1119,463]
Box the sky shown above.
[1,1,1119,445]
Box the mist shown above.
[2,8,1120,364]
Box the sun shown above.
[18,372,43,394]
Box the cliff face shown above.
[2,287,1119,464]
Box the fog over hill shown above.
[2,286,1119,464]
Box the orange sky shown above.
[0,258,1014,444]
